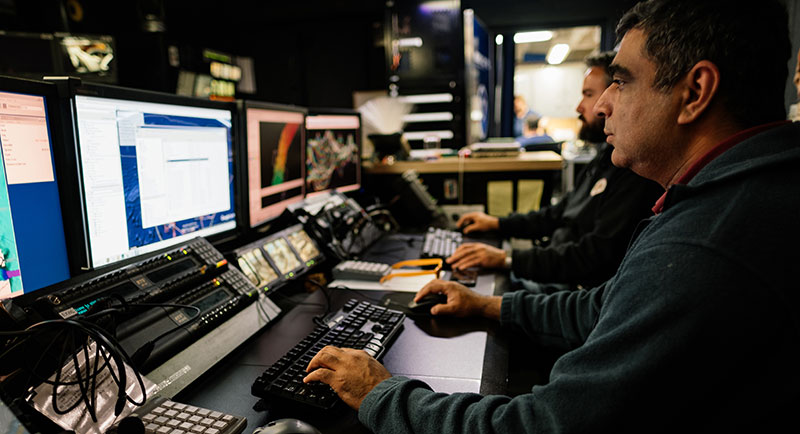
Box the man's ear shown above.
[677,60,720,125]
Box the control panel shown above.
[34,237,230,321]
[26,237,278,374]
[233,223,325,293]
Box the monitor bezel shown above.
[304,107,362,197]
[237,99,308,232]
[67,82,240,270]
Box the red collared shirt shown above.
[651,121,789,215]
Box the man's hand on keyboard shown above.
[416,279,502,320]
[456,212,499,234]
[446,242,506,270]
[304,346,391,410]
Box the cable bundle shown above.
[1,318,147,430]
[0,300,201,431]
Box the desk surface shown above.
[363,150,562,174]
[176,284,506,433]
[175,236,509,434]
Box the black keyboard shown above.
[421,227,463,259]
[251,299,405,410]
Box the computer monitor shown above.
[70,84,237,268]
[0,76,72,300]
[304,110,361,196]
[241,101,306,228]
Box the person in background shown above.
[790,47,800,121]
[512,95,539,137]
[516,113,555,147]
[304,0,800,431]
[449,51,662,292]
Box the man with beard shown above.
[449,52,662,292]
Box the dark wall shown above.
[464,0,637,49]
[161,0,387,107]
[3,0,725,109]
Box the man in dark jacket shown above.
[448,52,662,291]
[304,0,799,432]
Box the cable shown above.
[76,298,204,368]
[267,290,326,309]
[327,284,383,303]
[342,209,393,258]
[121,302,202,369]
[302,278,332,315]
[327,284,410,311]
[253,290,274,323]
[1,318,148,424]
[129,303,201,344]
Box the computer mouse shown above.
[407,292,448,314]
[458,218,474,234]
[252,418,322,434]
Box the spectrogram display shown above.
[259,122,302,188]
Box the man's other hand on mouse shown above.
[455,211,499,234]
[303,347,391,410]
[414,279,502,318]
[447,242,506,270]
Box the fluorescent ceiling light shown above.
[419,1,458,12]
[403,130,454,140]
[546,43,570,64]
[513,31,553,44]
[398,37,423,48]
[495,34,504,45]
[403,112,454,122]
[398,93,454,104]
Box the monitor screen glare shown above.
[0,90,71,299]
[305,114,361,196]
[74,94,236,267]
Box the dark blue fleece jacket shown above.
[359,122,800,433]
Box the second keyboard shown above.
[421,227,463,259]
